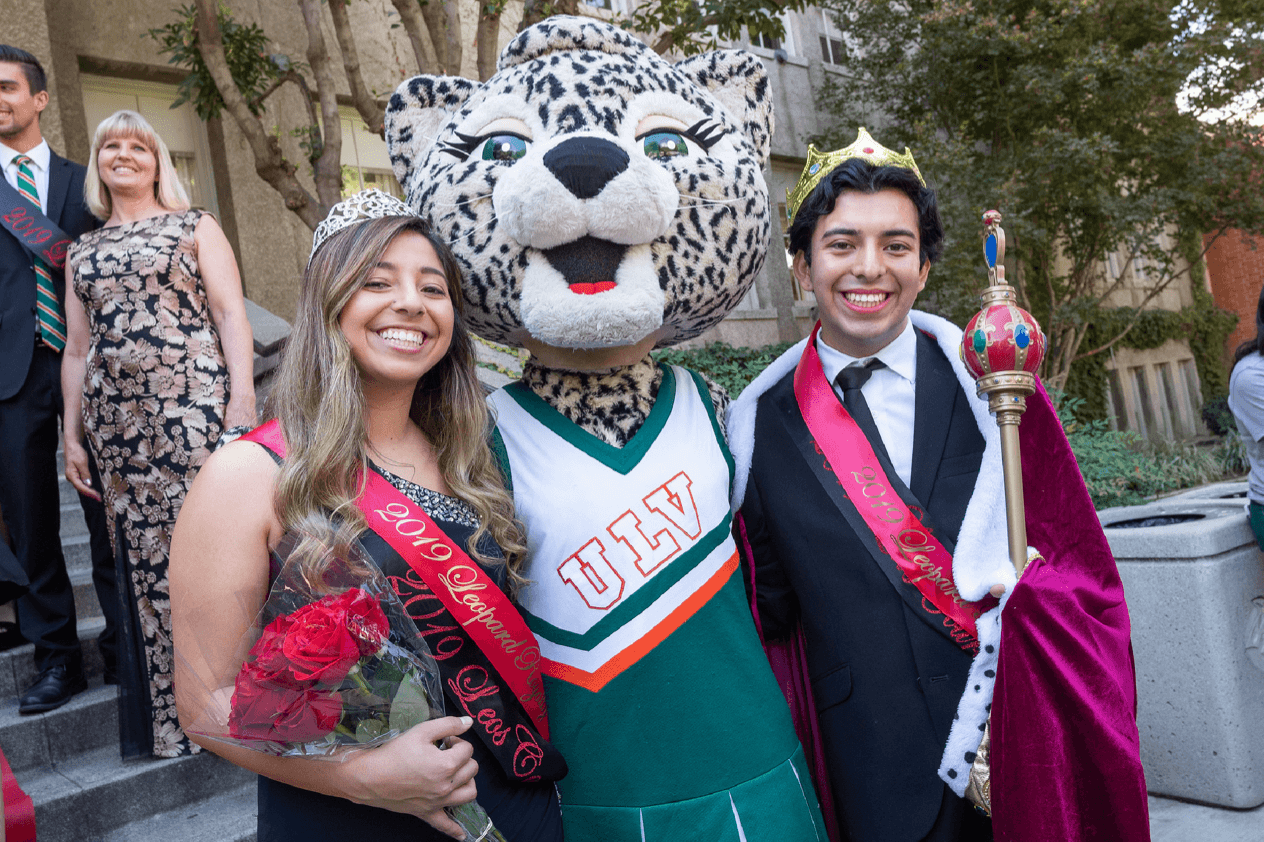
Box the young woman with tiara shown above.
[170,191,566,841]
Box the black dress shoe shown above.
[18,664,87,714]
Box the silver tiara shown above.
[309,189,420,263]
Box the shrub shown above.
[1201,395,1236,438]
[1057,392,1245,509]
[653,341,796,397]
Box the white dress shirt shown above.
[1,139,51,213]
[816,320,918,487]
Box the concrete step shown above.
[0,684,118,774]
[61,500,89,541]
[70,564,106,625]
[23,745,254,842]
[63,531,92,575]
[0,616,108,698]
[101,782,257,842]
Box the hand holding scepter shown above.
[960,211,1046,574]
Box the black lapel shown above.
[768,380,958,646]
[44,153,69,225]
[910,330,958,507]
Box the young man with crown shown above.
[728,129,1150,842]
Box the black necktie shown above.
[836,359,894,466]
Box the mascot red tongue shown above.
[386,16,829,842]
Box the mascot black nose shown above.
[543,137,630,200]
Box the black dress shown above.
[256,462,564,842]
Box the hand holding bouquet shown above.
[185,537,506,842]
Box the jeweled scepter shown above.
[960,211,1045,574]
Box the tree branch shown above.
[422,0,463,76]
[476,5,503,82]
[328,0,385,135]
[298,0,344,211]
[192,0,321,229]
[389,0,439,73]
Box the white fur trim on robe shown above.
[726,309,1019,796]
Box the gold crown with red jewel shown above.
[786,127,925,224]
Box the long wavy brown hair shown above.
[267,216,527,589]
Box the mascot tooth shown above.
[387,17,827,841]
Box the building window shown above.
[341,166,403,199]
[339,107,403,199]
[583,0,628,11]
[753,31,782,51]
[1107,368,1127,431]
[750,13,795,54]
[1180,359,1201,408]
[80,75,218,216]
[1130,366,1156,438]
[819,10,844,65]
[1156,362,1184,436]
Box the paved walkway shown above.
[1150,794,1264,841]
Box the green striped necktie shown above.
[14,155,67,351]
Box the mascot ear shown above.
[385,75,479,187]
[674,50,774,169]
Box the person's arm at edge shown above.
[61,261,99,501]
[195,214,256,429]
[170,441,476,839]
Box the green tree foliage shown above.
[148,0,806,231]
[148,4,285,120]
[627,0,809,55]
[816,0,1264,393]
[1056,392,1245,508]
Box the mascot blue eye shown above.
[642,132,689,160]
[480,134,528,162]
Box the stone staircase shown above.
[0,450,257,841]
[0,295,296,842]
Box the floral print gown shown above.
[68,210,227,758]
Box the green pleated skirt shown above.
[558,745,827,842]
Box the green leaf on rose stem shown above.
[370,657,405,692]
[355,718,386,743]
[388,669,433,733]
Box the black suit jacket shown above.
[0,151,97,400]
[740,331,986,842]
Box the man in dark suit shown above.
[729,134,1008,841]
[0,45,113,713]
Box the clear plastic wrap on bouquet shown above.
[180,532,506,842]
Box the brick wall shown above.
[1205,228,1264,362]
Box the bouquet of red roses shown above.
[184,536,506,842]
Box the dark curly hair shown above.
[788,158,943,267]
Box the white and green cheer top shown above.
[489,365,825,842]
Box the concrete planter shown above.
[1100,498,1264,808]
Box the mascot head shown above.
[385,16,773,351]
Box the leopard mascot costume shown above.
[387,17,826,841]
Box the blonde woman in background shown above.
[61,109,255,758]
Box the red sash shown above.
[243,420,550,738]
[793,325,995,644]
[1,745,35,842]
